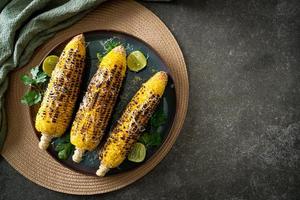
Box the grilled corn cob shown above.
[36,34,86,150]
[96,71,168,176]
[70,45,126,163]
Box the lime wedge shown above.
[42,55,59,77]
[128,142,146,163]
[127,51,147,72]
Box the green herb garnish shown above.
[21,66,48,85]
[54,134,74,160]
[21,90,42,106]
[138,108,167,148]
[20,66,49,106]
[21,75,35,86]
[139,132,162,147]
[96,38,122,62]
[103,38,121,53]
[150,109,167,128]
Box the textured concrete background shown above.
[0,0,299,199]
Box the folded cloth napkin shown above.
[0,0,107,152]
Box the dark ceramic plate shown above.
[31,31,176,176]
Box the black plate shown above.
[33,31,176,176]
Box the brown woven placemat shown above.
[1,0,189,195]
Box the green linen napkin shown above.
[0,0,107,152]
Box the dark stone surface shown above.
[0,0,299,199]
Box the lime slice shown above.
[128,142,146,163]
[127,51,147,72]
[42,55,59,77]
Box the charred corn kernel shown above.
[96,71,168,176]
[70,45,127,163]
[35,34,86,150]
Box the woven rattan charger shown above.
[2,0,188,195]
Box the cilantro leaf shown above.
[150,109,167,128]
[138,107,167,149]
[21,66,49,106]
[139,132,162,147]
[57,143,73,160]
[30,66,40,79]
[34,72,48,84]
[21,66,48,86]
[96,38,122,61]
[103,38,121,53]
[58,149,68,160]
[55,143,66,152]
[21,90,42,106]
[21,75,34,85]
[54,134,74,160]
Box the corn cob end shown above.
[38,133,53,150]
[72,148,86,163]
[73,34,84,40]
[65,34,85,55]
[96,164,110,177]
[144,71,168,97]
[113,45,125,54]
